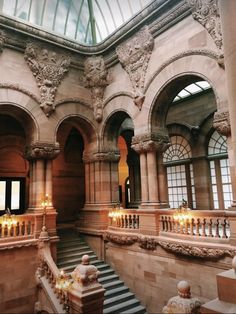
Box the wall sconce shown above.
[173,200,191,226]
[41,194,52,229]
[1,208,17,229]
[108,203,122,222]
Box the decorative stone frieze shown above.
[0,30,6,53]
[158,241,234,259]
[162,280,201,314]
[24,43,71,117]
[131,133,170,153]
[84,56,109,122]
[116,26,154,110]
[103,232,138,246]
[25,142,60,160]
[138,236,158,250]
[187,0,222,51]
[213,111,231,136]
[83,151,120,163]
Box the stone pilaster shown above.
[126,152,141,208]
[131,132,170,209]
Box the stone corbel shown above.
[84,56,109,123]
[213,110,231,136]
[25,142,60,160]
[187,0,223,51]
[116,26,154,110]
[24,43,71,117]
[0,30,6,53]
[131,132,170,154]
[83,151,120,163]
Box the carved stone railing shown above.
[159,210,230,242]
[109,210,140,230]
[0,214,35,240]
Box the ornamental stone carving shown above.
[0,30,6,53]
[116,26,154,110]
[213,111,231,136]
[138,236,158,250]
[103,232,138,246]
[25,142,60,160]
[24,43,71,117]
[159,241,234,259]
[83,151,120,163]
[131,133,171,153]
[187,0,222,50]
[84,56,109,122]
[71,255,100,287]
[162,280,201,314]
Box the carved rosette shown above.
[83,151,120,163]
[25,142,60,160]
[187,0,222,51]
[213,111,231,136]
[131,133,171,153]
[0,30,6,53]
[24,43,71,117]
[84,56,109,123]
[116,26,154,110]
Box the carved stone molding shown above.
[116,26,154,110]
[0,82,40,103]
[24,43,71,117]
[103,232,138,246]
[25,142,60,160]
[213,111,231,136]
[187,0,222,50]
[131,133,170,153]
[0,30,6,53]
[138,236,158,250]
[158,241,234,259]
[84,56,109,122]
[83,151,120,163]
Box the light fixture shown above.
[41,194,52,228]
[173,200,191,226]
[108,202,122,222]
[1,208,17,229]
[55,269,72,291]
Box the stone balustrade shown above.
[160,211,230,240]
[109,210,140,229]
[0,214,35,239]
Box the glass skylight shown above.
[0,0,152,45]
[173,81,211,102]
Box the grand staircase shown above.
[57,229,147,314]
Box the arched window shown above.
[208,131,232,209]
[163,135,196,209]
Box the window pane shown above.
[11,181,20,210]
[0,181,6,211]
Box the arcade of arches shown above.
[1,1,236,313]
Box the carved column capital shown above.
[187,0,222,51]
[131,133,170,153]
[213,110,231,136]
[24,43,71,117]
[83,151,120,163]
[116,26,154,110]
[84,56,109,122]
[25,142,60,160]
[0,30,6,53]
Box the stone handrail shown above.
[109,210,140,230]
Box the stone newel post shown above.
[131,132,170,209]
[162,280,201,314]
[68,255,105,314]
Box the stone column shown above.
[127,151,141,208]
[157,154,169,208]
[218,1,236,209]
[131,132,170,209]
[25,142,60,212]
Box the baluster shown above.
[168,217,172,232]
[215,219,220,238]
[27,221,30,235]
[125,215,128,228]
[172,218,175,232]
[0,224,2,238]
[208,219,213,237]
[129,215,132,228]
[137,215,139,229]
[190,218,194,235]
[160,216,164,231]
[7,225,11,237]
[184,219,189,235]
[133,215,136,229]
[202,218,206,237]
[19,222,23,236]
[13,223,17,237]
[196,218,200,236]
[121,215,124,228]
[165,216,168,231]
[179,221,183,234]
[221,219,228,238]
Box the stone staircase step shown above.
[103,298,141,314]
[99,268,115,278]
[57,245,91,255]
[104,291,134,308]
[57,240,85,249]
[104,286,130,299]
[57,250,94,262]
[102,279,125,291]
[98,274,120,285]
[57,254,97,267]
[120,305,147,314]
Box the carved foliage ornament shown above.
[116,26,154,110]
[84,56,109,123]
[83,151,120,163]
[187,0,222,50]
[0,30,6,53]
[25,142,60,160]
[131,133,171,153]
[24,43,71,117]
[213,111,231,136]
